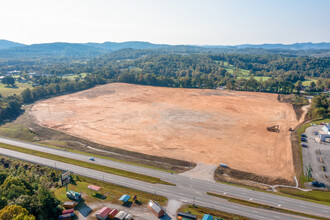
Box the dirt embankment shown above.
[30,83,300,181]
[278,94,310,183]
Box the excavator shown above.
[267,125,280,132]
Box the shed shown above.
[124,213,133,220]
[177,211,197,220]
[95,207,112,220]
[66,191,81,201]
[147,200,165,217]
[114,210,128,220]
[63,201,76,209]
[62,209,74,215]
[119,194,131,203]
[88,184,101,192]
[108,209,118,219]
[202,214,213,220]
[58,212,74,220]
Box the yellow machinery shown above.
[267,125,280,132]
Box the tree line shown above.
[0,50,329,124]
[308,94,329,119]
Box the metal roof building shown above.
[202,214,213,220]
[119,194,131,203]
[148,200,165,218]
[95,207,111,220]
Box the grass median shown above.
[0,143,174,185]
[207,192,328,220]
[179,204,249,220]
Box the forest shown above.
[0,156,62,219]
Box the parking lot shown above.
[302,125,330,187]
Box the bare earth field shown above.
[30,83,299,180]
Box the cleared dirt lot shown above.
[30,83,299,180]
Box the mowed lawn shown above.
[0,82,33,96]
[237,76,272,81]
[302,78,318,86]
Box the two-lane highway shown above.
[0,137,329,219]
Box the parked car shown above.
[320,122,325,125]
[312,181,326,187]
[301,137,307,142]
[301,134,307,138]
[322,166,326,172]
[314,132,319,135]
[89,157,95,161]
[301,143,308,148]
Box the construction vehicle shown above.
[267,125,280,132]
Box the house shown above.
[147,200,164,218]
[29,72,38,77]
[8,70,20,74]
[95,207,111,220]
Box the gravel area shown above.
[179,163,217,182]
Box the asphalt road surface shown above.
[0,137,329,219]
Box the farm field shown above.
[30,83,300,181]
[0,82,33,96]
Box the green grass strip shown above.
[0,143,174,185]
[207,192,328,220]
[37,140,177,173]
[179,204,249,220]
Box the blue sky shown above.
[0,0,329,45]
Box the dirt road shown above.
[30,83,299,180]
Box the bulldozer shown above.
[267,125,280,132]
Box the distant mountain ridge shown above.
[0,40,329,59]
[233,42,330,50]
[84,41,169,51]
[0,40,25,49]
[0,40,171,58]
